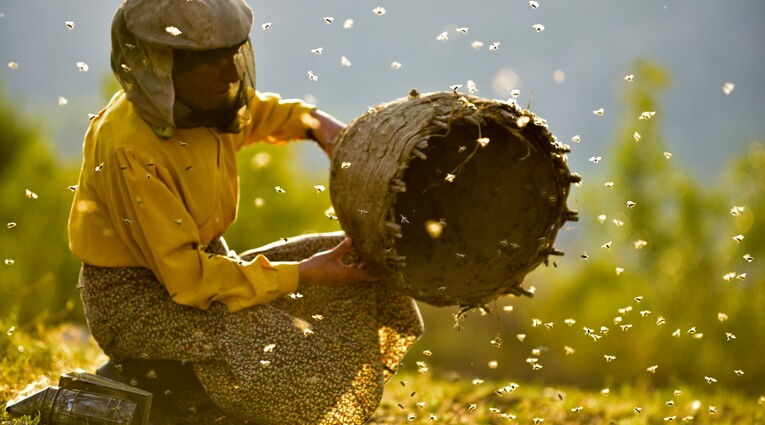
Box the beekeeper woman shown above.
[67,0,423,424]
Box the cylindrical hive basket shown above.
[329,91,580,308]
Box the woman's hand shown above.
[297,238,378,287]
[309,109,345,158]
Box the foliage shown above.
[0,88,82,327]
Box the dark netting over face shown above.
[171,40,256,133]
[110,0,256,134]
[173,43,246,74]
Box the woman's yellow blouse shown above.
[68,90,315,312]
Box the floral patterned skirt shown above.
[78,232,423,425]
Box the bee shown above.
[165,26,182,36]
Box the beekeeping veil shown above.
[110,0,256,135]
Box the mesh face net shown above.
[110,1,256,134]
[171,41,256,132]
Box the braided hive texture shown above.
[330,91,580,308]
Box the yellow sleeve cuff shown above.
[224,257,300,312]
[264,260,300,295]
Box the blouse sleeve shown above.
[237,91,317,150]
[103,147,299,312]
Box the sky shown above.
[0,0,763,181]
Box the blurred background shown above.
[1,0,763,395]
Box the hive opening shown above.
[392,117,564,306]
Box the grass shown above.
[2,323,763,425]
[371,371,765,424]
[1,322,107,425]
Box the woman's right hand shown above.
[297,238,378,287]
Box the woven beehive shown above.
[329,91,580,308]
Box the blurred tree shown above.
[713,140,765,391]
[0,88,28,176]
[0,85,82,326]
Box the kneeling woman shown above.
[68,1,423,423]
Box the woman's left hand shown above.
[297,238,378,287]
[309,109,345,158]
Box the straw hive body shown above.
[330,91,580,308]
